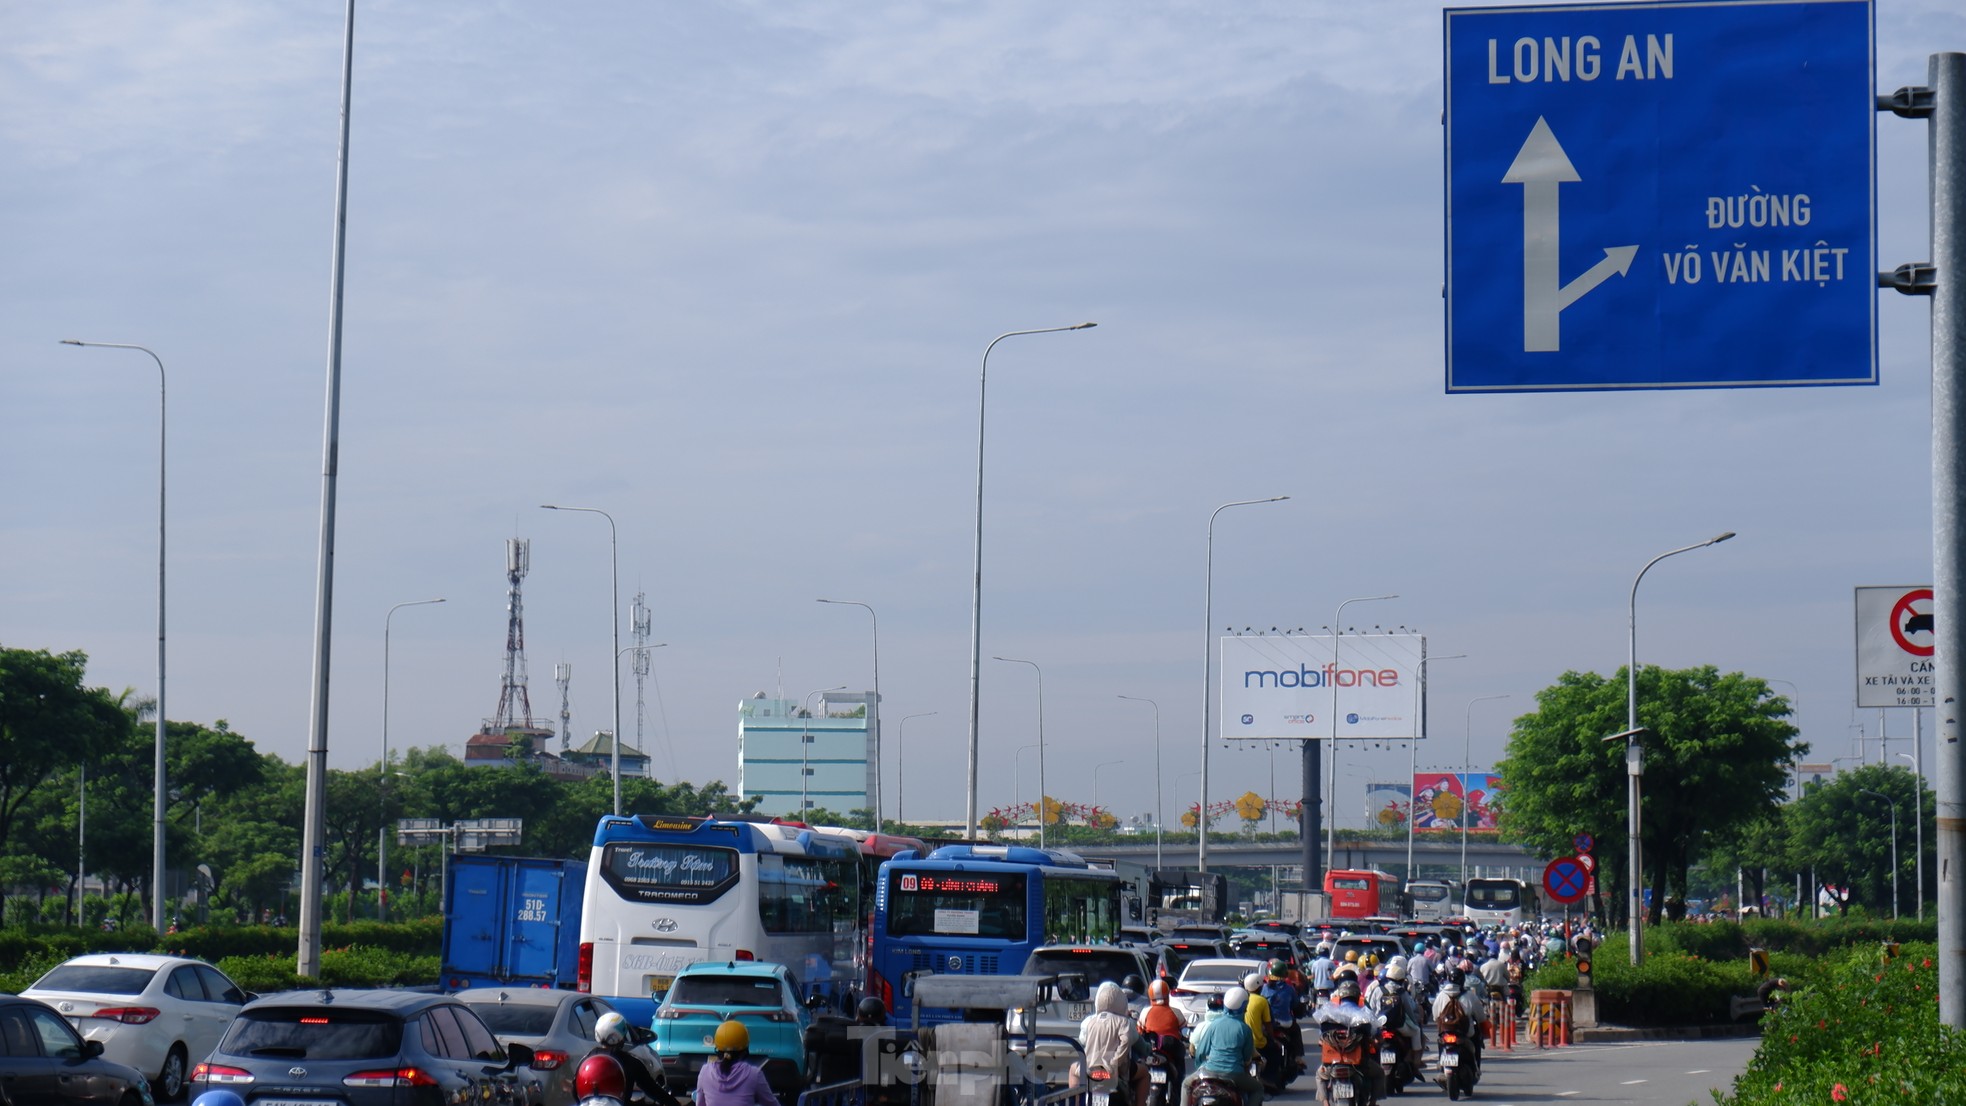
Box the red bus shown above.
[1323,868,1399,918]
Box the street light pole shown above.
[380,598,444,921]
[1859,788,1901,919]
[966,323,1096,841]
[1119,695,1164,868]
[1897,750,1924,921]
[1200,496,1289,873]
[802,686,847,813]
[1094,760,1125,809]
[819,600,881,830]
[1327,594,1397,879]
[995,657,1047,848]
[1014,743,1041,826]
[1414,653,1468,884]
[1461,695,1510,885]
[61,338,169,933]
[1626,531,1735,966]
[541,504,622,814]
[896,712,937,827]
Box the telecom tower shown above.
[632,592,652,756]
[555,662,573,754]
[492,538,535,729]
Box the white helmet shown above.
[1223,987,1249,1012]
[1243,972,1264,992]
[596,1011,629,1048]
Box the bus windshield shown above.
[1467,883,1521,906]
[885,870,1028,938]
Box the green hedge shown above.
[1717,942,1966,1104]
[1649,918,1936,961]
[0,920,443,995]
[1524,945,1756,1026]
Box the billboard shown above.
[1219,634,1422,740]
[1363,781,1412,831]
[1412,771,1502,832]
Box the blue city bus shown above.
[870,844,1123,1025]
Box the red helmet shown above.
[576,1052,627,1101]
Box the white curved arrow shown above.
[1503,116,1639,352]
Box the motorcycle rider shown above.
[1184,987,1263,1106]
[1240,972,1281,1092]
[1079,980,1147,1106]
[1259,960,1305,1077]
[1137,979,1188,1089]
[584,1011,679,1106]
[1313,978,1384,1101]
[695,1020,780,1106]
[1309,943,1337,1000]
[1373,964,1426,1081]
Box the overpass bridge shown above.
[1075,837,1549,881]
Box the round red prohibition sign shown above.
[1890,588,1935,657]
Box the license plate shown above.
[1066,1003,1091,1019]
[1380,1050,1396,1064]
[1442,1051,1460,1069]
[1333,1081,1355,1100]
[1092,1093,1111,1106]
[1151,1071,1169,1085]
[645,974,675,995]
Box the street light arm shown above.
[1200,496,1290,873]
[541,504,624,813]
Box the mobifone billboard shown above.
[1220,634,1421,740]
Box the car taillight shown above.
[191,1063,254,1085]
[657,1007,716,1021]
[754,1010,796,1023]
[89,1007,160,1025]
[577,942,593,993]
[344,1068,440,1088]
[531,1049,569,1071]
[734,950,755,961]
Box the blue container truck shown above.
[441,854,588,990]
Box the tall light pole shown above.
[1326,594,1398,880]
[896,712,937,827]
[819,599,881,830]
[1859,788,1901,919]
[1119,695,1164,868]
[1200,496,1290,872]
[802,686,847,813]
[1897,752,1924,921]
[1461,694,1510,885]
[1094,760,1126,809]
[541,504,622,814]
[1413,653,1468,883]
[380,598,444,921]
[1014,743,1041,824]
[995,657,1047,848]
[61,338,169,933]
[1626,531,1735,966]
[966,322,1097,841]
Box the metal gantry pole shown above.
[1924,51,1966,1030]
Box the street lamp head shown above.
[60,338,84,346]
[1070,322,1098,330]
[1709,531,1737,545]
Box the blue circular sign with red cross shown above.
[1543,856,1591,904]
[1574,832,1595,855]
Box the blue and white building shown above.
[737,691,878,816]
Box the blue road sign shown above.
[1444,0,1876,392]
[1544,856,1591,904]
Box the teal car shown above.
[651,961,812,1097]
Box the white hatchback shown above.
[22,952,251,1102]
[1168,957,1265,1027]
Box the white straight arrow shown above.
[1503,116,1638,352]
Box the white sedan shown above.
[22,952,251,1102]
[1168,957,1265,1027]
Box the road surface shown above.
[1267,1035,1759,1105]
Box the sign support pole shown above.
[1922,51,1966,1030]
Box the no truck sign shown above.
[1855,585,1935,708]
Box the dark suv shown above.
[0,993,153,1106]
[189,989,535,1106]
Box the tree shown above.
[0,648,132,861]
[1786,763,1923,916]
[1496,665,1801,924]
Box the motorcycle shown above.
[1436,1027,1479,1102]
[1315,1020,1375,1106]
[1375,990,1418,1095]
[1087,1063,1127,1106]
[1142,1031,1184,1106]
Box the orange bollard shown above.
[1556,994,1572,1046]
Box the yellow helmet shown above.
[713,1020,750,1054]
[1363,954,1380,970]
[1343,950,1360,963]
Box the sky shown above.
[5,1,1961,836]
